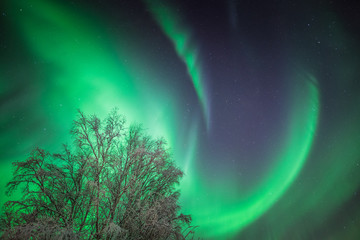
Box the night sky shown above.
[1,0,360,239]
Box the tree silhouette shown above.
[0,110,196,239]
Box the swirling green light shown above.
[1,1,323,239]
[144,0,210,129]
[140,5,320,236]
[183,73,320,238]
[3,0,178,140]
[0,0,180,204]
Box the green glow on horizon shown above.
[144,0,210,129]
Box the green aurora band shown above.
[144,0,211,130]
[4,0,360,239]
[180,73,320,238]
[143,0,320,237]
[0,0,179,203]
[2,0,179,144]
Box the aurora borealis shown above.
[1,0,360,239]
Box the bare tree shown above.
[0,110,196,240]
